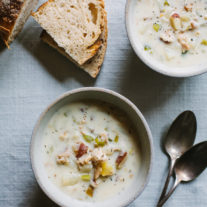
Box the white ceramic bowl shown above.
[125,0,207,77]
[30,87,153,207]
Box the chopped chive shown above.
[95,137,106,147]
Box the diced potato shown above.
[165,49,176,61]
[170,13,181,30]
[61,174,80,186]
[101,161,114,176]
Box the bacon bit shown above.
[86,185,94,197]
[184,4,193,12]
[172,13,180,18]
[116,152,128,169]
[56,149,70,165]
[76,143,88,158]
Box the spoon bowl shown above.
[165,111,197,160]
[158,141,207,206]
[175,141,207,182]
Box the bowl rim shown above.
[30,87,153,207]
[125,0,207,78]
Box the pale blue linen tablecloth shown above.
[1,0,207,206]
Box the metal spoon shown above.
[158,111,197,202]
[158,141,207,206]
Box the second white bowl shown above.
[125,0,207,77]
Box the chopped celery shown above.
[63,112,68,117]
[114,135,119,143]
[201,39,207,46]
[164,0,169,6]
[153,23,161,32]
[81,174,91,181]
[82,134,94,143]
[95,137,106,147]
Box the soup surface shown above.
[42,101,141,201]
[134,0,207,67]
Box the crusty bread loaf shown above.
[40,11,107,78]
[0,0,38,47]
[32,0,105,65]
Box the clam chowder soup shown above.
[42,101,141,201]
[134,0,207,67]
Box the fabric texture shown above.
[0,0,207,206]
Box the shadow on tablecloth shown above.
[0,40,6,53]
[117,49,186,114]
[20,185,59,207]
[19,24,97,86]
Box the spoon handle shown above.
[158,158,176,202]
[157,177,181,207]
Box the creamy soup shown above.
[42,101,141,202]
[134,0,207,67]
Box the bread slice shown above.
[32,0,105,65]
[0,0,38,47]
[40,11,107,78]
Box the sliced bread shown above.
[32,0,105,65]
[0,0,38,47]
[40,11,107,78]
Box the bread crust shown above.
[0,0,23,45]
[40,10,107,78]
[82,10,107,77]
